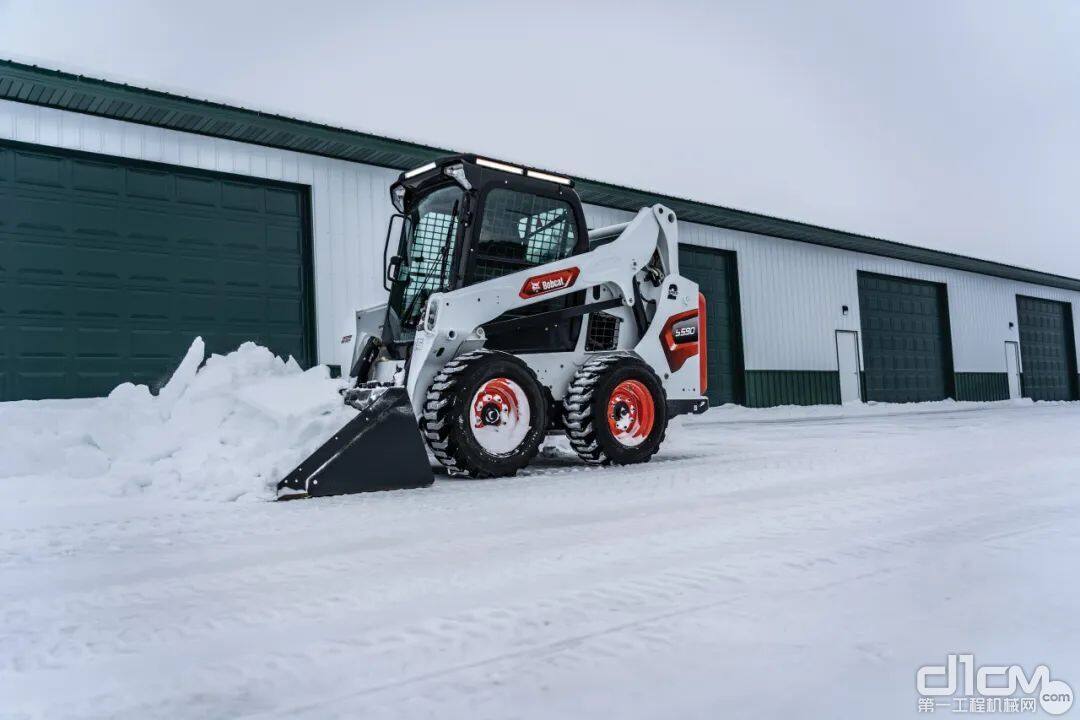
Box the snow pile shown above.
[0,337,1050,504]
[0,338,356,502]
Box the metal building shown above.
[2,60,1078,406]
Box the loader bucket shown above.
[276,387,434,500]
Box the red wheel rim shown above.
[470,377,531,456]
[607,379,655,447]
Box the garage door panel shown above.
[267,298,305,325]
[220,219,264,250]
[130,329,176,359]
[266,188,301,217]
[0,140,313,400]
[73,287,125,320]
[126,208,174,242]
[14,371,67,400]
[858,272,952,403]
[222,181,264,213]
[174,215,220,248]
[1016,296,1077,401]
[123,251,173,284]
[9,236,73,278]
[126,168,174,201]
[76,326,123,358]
[70,200,123,238]
[23,281,123,320]
[71,159,123,195]
[165,253,216,287]
[177,294,217,323]
[227,296,265,324]
[17,323,67,358]
[177,175,218,207]
[10,194,68,233]
[267,225,303,254]
[12,282,65,317]
[265,263,303,292]
[221,260,264,290]
[75,254,125,283]
[15,151,64,187]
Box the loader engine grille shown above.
[586,312,621,352]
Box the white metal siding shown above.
[4,98,1078,385]
[0,99,399,371]
[585,204,1080,376]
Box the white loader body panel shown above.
[395,204,704,418]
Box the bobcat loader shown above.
[277,155,709,499]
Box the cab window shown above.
[472,189,577,283]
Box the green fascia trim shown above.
[0,60,445,172]
[954,372,1009,402]
[4,59,1080,293]
[744,370,841,408]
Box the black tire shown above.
[563,355,668,465]
[421,349,548,478]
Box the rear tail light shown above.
[698,292,708,395]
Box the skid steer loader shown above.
[277,155,709,499]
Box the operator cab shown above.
[382,155,590,354]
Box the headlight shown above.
[424,297,439,331]
[391,185,406,212]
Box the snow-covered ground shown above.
[2,343,1079,719]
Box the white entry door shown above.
[836,330,862,403]
[1005,341,1022,399]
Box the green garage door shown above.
[0,140,313,401]
[1016,295,1078,401]
[858,272,953,403]
[679,245,744,405]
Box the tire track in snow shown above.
[6,469,1075,719]
[3,451,1074,679]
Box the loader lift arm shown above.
[403,202,686,420]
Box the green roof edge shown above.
[3,58,1078,293]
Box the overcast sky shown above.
[2,0,1078,276]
